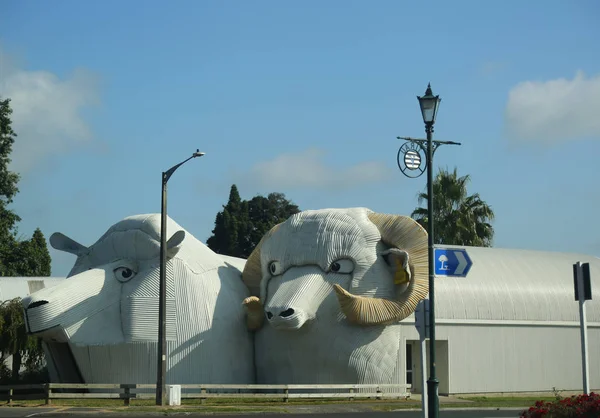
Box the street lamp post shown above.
[156,149,205,406]
[396,84,460,418]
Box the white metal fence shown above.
[1,383,412,405]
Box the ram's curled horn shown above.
[333,212,429,326]
[241,223,282,330]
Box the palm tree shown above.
[411,167,495,247]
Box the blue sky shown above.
[1,0,599,276]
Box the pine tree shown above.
[207,185,300,258]
[30,229,51,276]
[207,185,244,255]
[14,229,52,276]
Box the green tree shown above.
[207,185,245,256]
[6,229,52,276]
[240,192,299,256]
[207,185,300,258]
[28,228,52,276]
[0,298,45,381]
[411,167,495,247]
[0,98,21,276]
[0,98,52,276]
[0,97,51,382]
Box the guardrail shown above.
[0,383,411,406]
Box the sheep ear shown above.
[166,230,185,259]
[382,248,411,285]
[50,232,89,256]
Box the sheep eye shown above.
[329,259,354,274]
[114,267,136,282]
[268,261,282,276]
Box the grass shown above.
[114,406,290,415]
[1,394,557,413]
[2,396,419,411]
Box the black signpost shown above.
[573,261,592,395]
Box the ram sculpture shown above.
[242,207,428,384]
[22,214,255,385]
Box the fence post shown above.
[123,385,131,406]
[200,387,206,404]
[283,385,289,403]
[349,387,354,401]
[376,386,382,400]
[44,384,51,405]
[8,388,13,405]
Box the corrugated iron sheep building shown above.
[2,246,598,395]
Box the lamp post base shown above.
[427,377,439,418]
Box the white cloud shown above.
[0,47,100,173]
[243,148,394,190]
[505,71,600,144]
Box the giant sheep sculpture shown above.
[22,214,255,385]
[242,207,428,384]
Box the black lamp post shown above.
[396,84,460,418]
[156,149,205,406]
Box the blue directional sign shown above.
[434,247,473,277]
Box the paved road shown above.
[0,407,524,418]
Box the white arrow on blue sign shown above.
[434,247,473,277]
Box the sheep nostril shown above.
[28,300,49,309]
[266,311,273,320]
[280,308,295,318]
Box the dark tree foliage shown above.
[4,229,52,277]
[206,185,244,256]
[0,98,52,276]
[0,298,45,382]
[0,97,52,383]
[411,167,495,247]
[0,98,21,276]
[207,185,300,258]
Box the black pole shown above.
[425,123,439,418]
[155,150,204,406]
[156,172,168,406]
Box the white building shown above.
[401,245,600,395]
[2,246,599,395]
[0,277,64,302]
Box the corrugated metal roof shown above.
[433,245,600,323]
[0,277,65,302]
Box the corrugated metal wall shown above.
[400,322,600,394]
[396,246,600,394]
[446,323,600,393]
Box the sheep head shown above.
[241,208,428,329]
